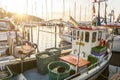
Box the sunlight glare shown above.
[2,0,26,14]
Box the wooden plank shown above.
[60,55,90,68]
[111,72,120,80]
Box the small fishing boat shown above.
[61,20,113,80]
[0,17,113,80]
[0,18,38,80]
[0,18,22,57]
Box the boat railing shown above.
[60,45,72,50]
[64,52,111,80]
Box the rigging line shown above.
[79,5,81,21]
[74,1,76,20]
[51,0,53,19]
[51,26,53,47]
[63,0,65,20]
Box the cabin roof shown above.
[71,26,105,31]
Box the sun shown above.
[2,0,26,14]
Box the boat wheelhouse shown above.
[71,26,107,59]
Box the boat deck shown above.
[13,68,49,80]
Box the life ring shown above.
[99,39,106,46]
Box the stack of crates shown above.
[36,51,54,74]
[45,47,61,60]
[36,48,61,74]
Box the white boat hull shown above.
[61,34,72,43]
[65,53,112,80]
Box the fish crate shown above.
[45,47,61,60]
[36,51,55,75]
[92,46,106,53]
[0,66,13,80]
[92,46,106,61]
[88,54,98,69]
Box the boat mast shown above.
[104,1,107,24]
[51,0,53,19]
[26,0,28,23]
[46,0,48,20]
[85,6,87,21]
[74,1,76,20]
[97,1,101,26]
[69,3,71,17]
[93,0,108,26]
[79,5,81,21]
[63,0,65,20]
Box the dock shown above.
[110,72,120,80]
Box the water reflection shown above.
[27,26,61,51]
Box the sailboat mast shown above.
[51,0,53,19]
[63,0,65,20]
[69,3,71,17]
[79,5,81,21]
[104,1,107,24]
[74,1,76,20]
[26,0,28,23]
[85,6,87,21]
[96,0,108,26]
[42,3,43,19]
[46,0,48,20]
[97,1,101,26]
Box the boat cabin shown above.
[71,26,107,60]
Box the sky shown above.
[0,0,120,21]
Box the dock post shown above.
[55,25,57,48]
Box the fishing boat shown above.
[19,17,113,80]
[0,7,114,80]
[0,1,114,79]
[0,18,38,80]
[61,19,113,80]
[0,17,113,80]
[0,18,22,57]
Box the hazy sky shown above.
[0,0,120,21]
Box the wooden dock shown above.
[110,72,120,80]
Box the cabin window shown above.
[85,32,89,42]
[114,28,120,35]
[92,32,97,43]
[73,30,76,40]
[98,31,102,41]
[77,31,80,40]
[118,29,120,35]
[81,32,84,41]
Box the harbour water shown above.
[26,25,61,51]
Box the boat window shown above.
[73,30,76,40]
[114,29,120,35]
[77,31,80,40]
[92,32,97,43]
[80,32,84,41]
[98,31,102,41]
[85,32,89,42]
[118,29,120,35]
